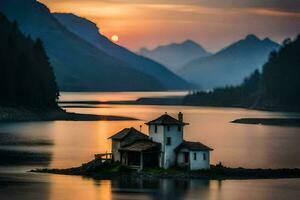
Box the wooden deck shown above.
[94,153,112,163]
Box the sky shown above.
[39,0,300,52]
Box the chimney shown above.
[178,112,183,122]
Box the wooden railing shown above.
[94,153,112,163]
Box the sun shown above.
[111,35,119,42]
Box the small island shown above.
[231,118,300,127]
[32,113,300,180]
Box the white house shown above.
[175,141,212,170]
[109,112,213,170]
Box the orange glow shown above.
[38,0,298,52]
[111,35,119,42]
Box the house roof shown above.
[175,140,213,152]
[108,127,148,141]
[119,139,161,152]
[145,113,188,126]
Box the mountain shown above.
[53,13,191,90]
[183,35,300,111]
[0,12,58,109]
[0,0,173,91]
[138,40,211,72]
[179,34,280,89]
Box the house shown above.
[108,112,213,170]
[108,127,160,169]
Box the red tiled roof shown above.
[175,140,213,151]
[145,113,188,125]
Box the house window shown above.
[193,153,197,160]
[166,137,171,145]
[154,125,157,133]
[178,125,182,131]
[203,153,207,160]
[167,125,170,131]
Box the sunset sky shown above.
[39,0,300,52]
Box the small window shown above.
[154,125,157,133]
[203,153,206,161]
[193,153,197,160]
[166,137,171,145]
[167,125,170,131]
[178,126,182,131]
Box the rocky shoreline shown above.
[0,106,137,122]
[31,159,300,180]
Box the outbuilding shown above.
[175,141,213,170]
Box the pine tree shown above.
[0,13,59,110]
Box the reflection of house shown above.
[109,112,213,170]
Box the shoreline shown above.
[31,159,300,181]
[59,98,300,112]
[0,106,137,122]
[231,118,300,127]
[59,101,300,127]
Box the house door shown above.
[184,152,189,163]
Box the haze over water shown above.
[0,92,300,200]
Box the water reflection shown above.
[60,91,188,102]
[1,173,299,200]
[0,173,51,200]
[43,175,300,200]
[87,177,211,200]
[0,92,300,200]
[0,131,53,167]
[1,92,300,169]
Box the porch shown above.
[94,153,113,163]
[119,140,161,170]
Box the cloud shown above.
[43,0,300,13]
[80,0,300,13]
[196,0,300,13]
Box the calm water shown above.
[0,92,300,200]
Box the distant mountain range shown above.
[0,0,191,91]
[178,35,280,89]
[183,35,300,111]
[139,40,211,72]
[53,13,191,90]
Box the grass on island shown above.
[31,160,300,180]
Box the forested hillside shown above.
[0,13,59,109]
[183,35,300,111]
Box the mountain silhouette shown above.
[0,0,177,91]
[53,13,191,90]
[139,40,211,72]
[183,35,300,111]
[178,34,279,89]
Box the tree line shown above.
[0,13,59,110]
[183,35,300,111]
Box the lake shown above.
[0,92,300,200]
